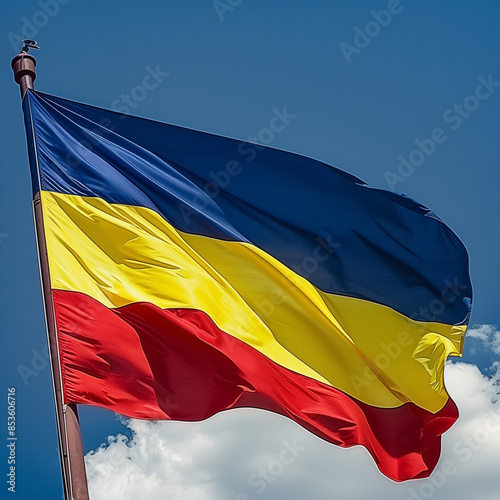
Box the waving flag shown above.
[23,90,472,482]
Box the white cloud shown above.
[467,324,500,356]
[85,343,500,500]
[85,419,220,500]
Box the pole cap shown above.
[11,52,37,98]
[11,52,37,85]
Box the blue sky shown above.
[1,1,499,499]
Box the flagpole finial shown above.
[11,40,39,99]
[21,38,41,53]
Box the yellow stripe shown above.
[41,191,465,412]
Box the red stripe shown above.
[53,289,457,482]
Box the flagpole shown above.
[11,47,90,500]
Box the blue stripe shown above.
[25,91,472,325]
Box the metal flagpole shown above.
[11,41,90,500]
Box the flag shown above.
[23,90,472,482]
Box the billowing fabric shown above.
[23,90,472,482]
